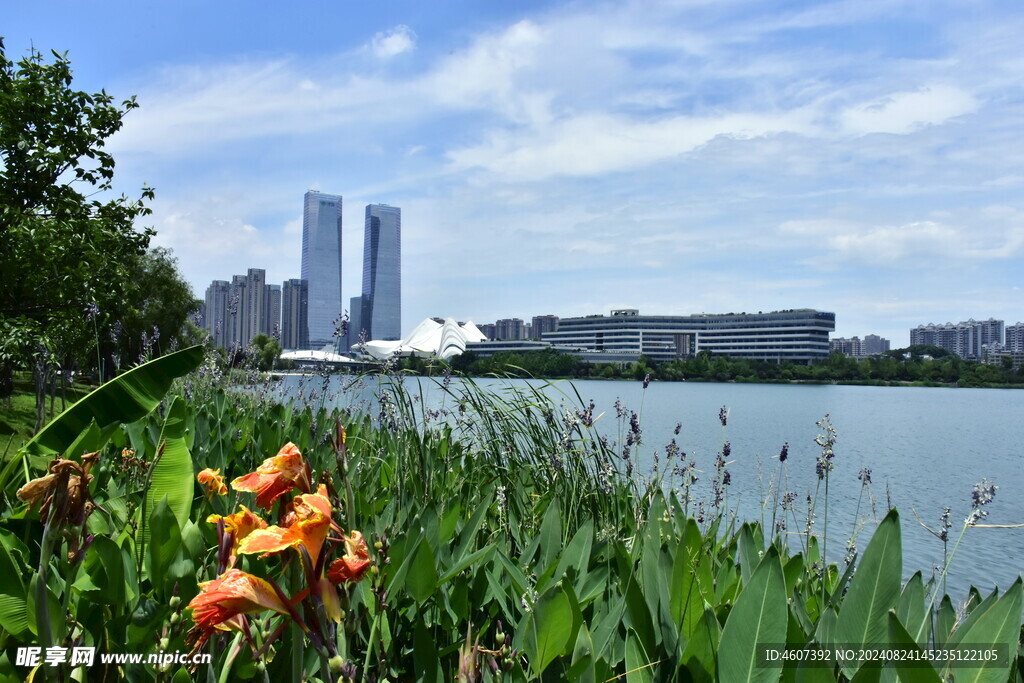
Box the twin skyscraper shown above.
[202,191,400,353]
[301,191,401,352]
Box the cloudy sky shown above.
[6,0,1023,344]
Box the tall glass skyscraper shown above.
[281,279,308,350]
[301,191,343,350]
[360,204,401,341]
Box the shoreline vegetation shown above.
[375,345,1024,389]
[1,344,1021,681]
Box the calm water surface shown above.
[281,374,1024,600]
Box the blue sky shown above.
[5,0,1023,345]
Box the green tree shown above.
[250,333,283,372]
[106,247,200,370]
[0,41,152,424]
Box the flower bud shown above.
[168,595,181,610]
[496,632,506,645]
[159,637,169,650]
[328,655,345,674]
[169,612,181,625]
[374,541,383,551]
[254,660,266,673]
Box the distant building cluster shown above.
[909,318,1004,360]
[476,315,561,341]
[203,191,401,353]
[203,269,281,349]
[829,334,891,358]
[982,321,1024,370]
[517,309,836,363]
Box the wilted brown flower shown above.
[17,453,99,528]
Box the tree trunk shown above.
[0,362,13,403]
[34,356,46,432]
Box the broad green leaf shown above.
[835,509,902,677]
[719,545,787,683]
[566,622,596,683]
[75,535,126,605]
[0,532,28,637]
[946,588,998,647]
[538,499,562,573]
[625,629,655,683]
[896,571,930,645]
[681,607,721,683]
[941,579,1022,683]
[670,541,709,639]
[141,396,195,537]
[438,544,495,585]
[524,584,573,676]
[450,491,493,564]
[413,621,441,683]
[552,518,593,586]
[934,595,955,645]
[406,539,439,605]
[887,611,941,683]
[738,523,759,585]
[9,345,203,479]
[146,496,182,599]
[783,554,804,596]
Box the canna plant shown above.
[185,438,374,682]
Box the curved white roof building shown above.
[360,318,485,360]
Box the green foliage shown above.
[0,40,153,381]
[104,247,201,369]
[1,349,1021,681]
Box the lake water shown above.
[280,373,1024,601]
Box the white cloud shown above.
[839,85,978,136]
[447,107,817,180]
[371,25,416,58]
[780,215,1024,266]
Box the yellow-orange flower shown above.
[231,442,311,508]
[319,577,343,622]
[237,485,332,564]
[186,569,290,647]
[327,530,372,584]
[207,505,268,567]
[197,468,228,497]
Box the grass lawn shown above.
[0,380,94,459]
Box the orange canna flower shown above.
[207,505,268,567]
[327,530,372,584]
[231,442,312,509]
[197,468,228,497]
[237,485,332,564]
[187,568,290,632]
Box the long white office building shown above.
[541,309,836,362]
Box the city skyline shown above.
[6,2,1024,346]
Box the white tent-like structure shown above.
[360,318,485,360]
[279,349,360,366]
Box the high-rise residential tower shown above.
[265,284,281,338]
[204,280,230,348]
[244,268,267,343]
[360,204,401,341]
[281,279,309,350]
[301,191,344,351]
